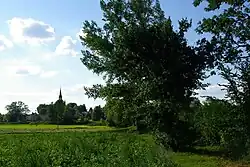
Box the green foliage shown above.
[80,0,210,150]
[194,0,250,160]
[91,105,104,121]
[0,132,178,167]
[87,107,93,120]
[54,100,66,123]
[63,103,78,124]
[193,0,246,11]
[0,114,4,122]
[193,97,233,146]
[192,97,250,159]
[104,98,134,127]
[218,68,250,159]
[194,0,250,64]
[5,101,30,122]
[77,104,88,115]
[35,102,94,125]
[47,102,56,123]
[36,104,48,115]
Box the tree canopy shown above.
[80,0,211,150]
[5,101,30,122]
[194,0,250,64]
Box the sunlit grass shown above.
[0,124,117,135]
[0,131,178,167]
[169,146,249,167]
[0,124,109,129]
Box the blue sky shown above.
[0,0,225,113]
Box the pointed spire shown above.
[59,87,62,100]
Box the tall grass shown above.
[0,132,178,167]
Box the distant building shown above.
[55,87,65,105]
[54,88,66,122]
[59,88,63,101]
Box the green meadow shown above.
[0,129,177,167]
[0,124,248,167]
[0,124,112,130]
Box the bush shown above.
[156,120,199,151]
[220,127,249,160]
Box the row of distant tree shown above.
[0,101,105,125]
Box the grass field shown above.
[0,124,112,129]
[0,124,115,134]
[0,124,249,167]
[0,131,178,167]
[170,151,249,167]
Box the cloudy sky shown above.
[0,0,226,114]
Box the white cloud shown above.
[55,36,79,56]
[0,58,58,78]
[66,83,85,92]
[15,65,42,76]
[0,35,13,51]
[40,71,58,78]
[196,84,226,99]
[1,59,40,76]
[7,17,55,45]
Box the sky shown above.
[0,0,226,114]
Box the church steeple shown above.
[59,87,62,100]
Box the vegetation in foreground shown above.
[0,129,248,167]
[0,131,178,167]
[0,0,249,166]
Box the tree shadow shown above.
[179,146,228,158]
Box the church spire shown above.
[59,87,62,100]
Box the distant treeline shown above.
[0,101,106,125]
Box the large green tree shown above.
[37,104,48,115]
[80,0,210,150]
[5,101,30,122]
